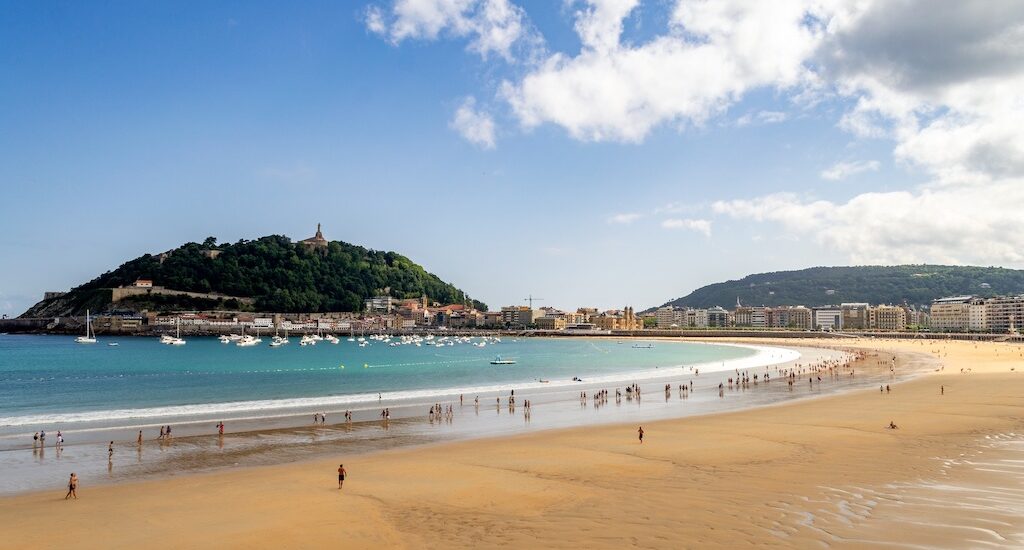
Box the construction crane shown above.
[523,294,545,309]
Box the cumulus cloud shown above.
[712,183,1024,265]
[707,0,1024,265]
[449,97,496,148]
[607,212,642,224]
[501,1,821,142]
[364,0,536,61]
[820,159,880,181]
[661,218,712,237]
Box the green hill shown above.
[659,265,1024,309]
[21,235,486,316]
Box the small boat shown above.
[490,355,516,365]
[325,335,340,344]
[299,335,316,346]
[235,329,258,347]
[218,335,231,344]
[631,344,654,349]
[358,341,369,347]
[538,379,549,383]
[236,335,259,347]
[75,310,98,344]
[271,334,290,347]
[166,318,186,346]
[108,342,119,347]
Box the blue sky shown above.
[2,1,1021,316]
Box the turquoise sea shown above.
[0,334,756,431]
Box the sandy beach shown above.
[1,337,1022,548]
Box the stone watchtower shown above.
[299,223,329,254]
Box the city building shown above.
[687,308,709,328]
[930,296,973,332]
[535,316,567,330]
[968,299,989,331]
[734,306,766,328]
[707,306,730,327]
[813,307,842,331]
[985,295,1024,333]
[841,303,870,330]
[655,307,678,328]
[363,295,395,313]
[871,305,907,331]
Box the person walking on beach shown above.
[941,385,945,395]
[64,473,78,500]
[337,464,347,489]
[638,426,644,444]
[108,441,114,460]
[33,432,39,447]
[158,426,165,440]
[137,430,143,446]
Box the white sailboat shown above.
[236,326,258,347]
[75,310,97,344]
[168,318,186,346]
[270,327,290,347]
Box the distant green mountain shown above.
[659,265,1024,309]
[21,234,486,316]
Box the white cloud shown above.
[365,6,387,34]
[820,159,880,181]
[607,212,642,224]
[661,218,711,237]
[502,1,820,142]
[365,0,536,61]
[449,97,496,148]
[736,110,789,127]
[712,182,1024,265]
[703,1,1024,266]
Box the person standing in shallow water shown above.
[337,464,347,489]
[638,426,644,444]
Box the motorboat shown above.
[490,355,516,365]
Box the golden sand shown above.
[1,338,1022,548]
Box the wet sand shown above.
[1,337,1022,548]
